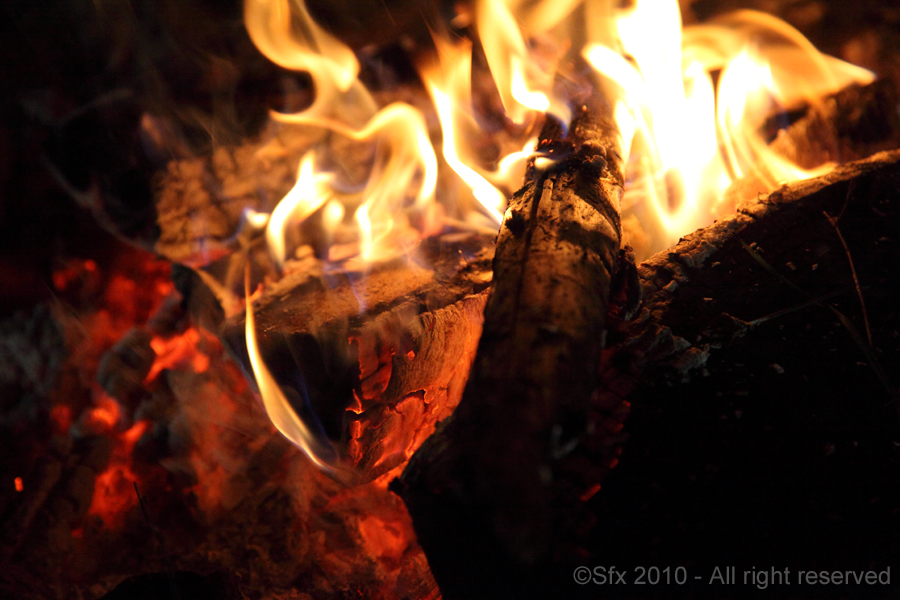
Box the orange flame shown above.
[245,0,439,267]
[420,35,509,225]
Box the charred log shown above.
[393,84,627,597]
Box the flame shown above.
[244,0,359,110]
[420,36,508,224]
[246,0,873,268]
[585,1,873,254]
[243,265,339,472]
[245,0,440,267]
[241,0,877,469]
[476,0,552,122]
[266,152,332,266]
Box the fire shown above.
[244,0,440,267]
[242,0,873,267]
[243,267,342,474]
[239,0,876,468]
[586,3,873,254]
[420,36,512,225]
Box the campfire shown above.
[2,0,899,598]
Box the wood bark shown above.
[627,149,900,364]
[392,86,627,596]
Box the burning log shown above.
[622,149,900,388]
[219,232,494,482]
[392,83,629,594]
[722,77,900,211]
[767,79,900,169]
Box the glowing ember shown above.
[14,477,23,493]
[84,395,122,432]
[146,327,213,383]
[86,420,149,527]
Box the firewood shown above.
[392,80,628,596]
[627,149,900,374]
[219,232,494,482]
[150,82,439,268]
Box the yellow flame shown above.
[276,103,438,261]
[266,152,332,266]
[420,36,511,224]
[244,266,336,472]
[247,0,437,267]
[476,0,551,123]
[244,0,361,114]
[247,0,876,268]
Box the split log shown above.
[219,232,494,482]
[393,83,628,596]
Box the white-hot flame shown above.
[584,1,873,254]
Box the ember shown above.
[1,0,899,598]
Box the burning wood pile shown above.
[2,0,899,598]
